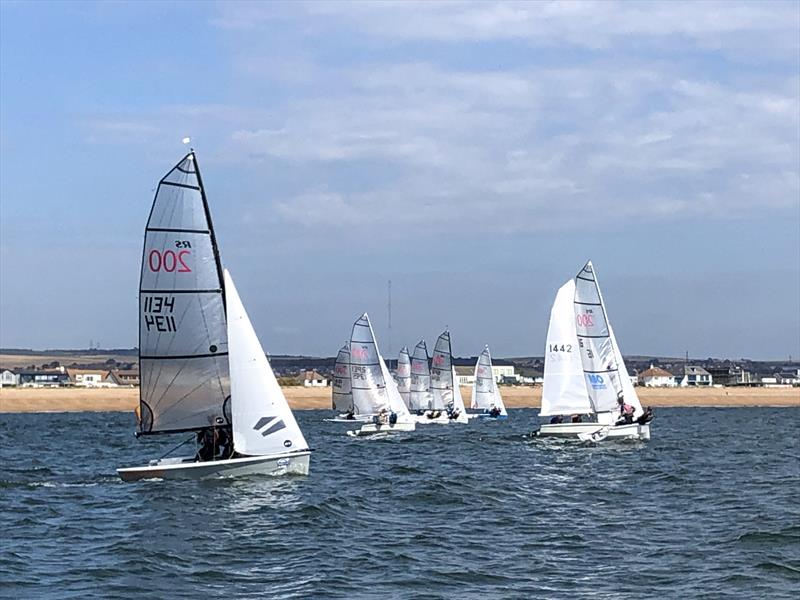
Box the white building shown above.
[69,369,117,387]
[639,365,677,387]
[0,370,19,387]
[679,366,713,387]
[298,370,328,387]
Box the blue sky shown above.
[1,0,798,360]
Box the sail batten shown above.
[138,152,229,434]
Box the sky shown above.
[0,0,798,360]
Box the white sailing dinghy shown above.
[326,343,370,423]
[408,340,434,413]
[395,346,412,408]
[346,313,416,437]
[470,346,508,420]
[423,330,468,424]
[118,152,310,481]
[536,261,650,441]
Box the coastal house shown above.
[296,370,328,387]
[18,370,71,387]
[68,368,117,388]
[777,368,800,386]
[0,369,19,387]
[679,366,713,387]
[453,358,516,383]
[106,369,140,386]
[639,365,677,387]
[706,365,753,386]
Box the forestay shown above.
[540,280,593,416]
[395,347,411,407]
[225,270,308,456]
[573,261,624,414]
[139,152,229,434]
[409,340,433,411]
[430,330,454,410]
[332,343,353,412]
[470,346,506,415]
[349,313,390,416]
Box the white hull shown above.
[537,421,650,441]
[324,415,372,423]
[117,450,311,482]
[347,421,416,437]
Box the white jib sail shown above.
[349,313,390,416]
[540,280,593,416]
[139,151,229,434]
[573,261,624,413]
[451,366,467,413]
[430,330,454,410]
[609,323,643,417]
[224,270,308,456]
[409,340,433,411]
[332,343,353,412]
[395,346,411,407]
[380,353,412,418]
[470,346,507,415]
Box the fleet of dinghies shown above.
[117,151,311,482]
[119,152,652,480]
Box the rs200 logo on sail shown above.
[587,374,606,390]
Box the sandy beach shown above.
[0,385,797,414]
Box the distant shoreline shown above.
[0,385,797,414]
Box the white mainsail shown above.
[332,343,353,412]
[430,330,454,410]
[409,340,433,411]
[349,313,391,416]
[225,270,308,456]
[573,261,640,415]
[540,280,593,416]
[395,346,411,407]
[138,151,229,434]
[470,346,507,415]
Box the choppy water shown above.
[1,408,798,599]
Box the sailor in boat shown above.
[549,414,564,424]
[447,402,461,420]
[389,411,398,425]
[571,414,583,423]
[615,394,635,426]
[345,409,356,420]
[195,417,234,462]
[636,406,654,425]
[488,405,502,418]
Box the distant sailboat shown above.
[346,313,415,436]
[326,343,368,422]
[423,330,467,424]
[118,152,311,480]
[537,261,651,440]
[470,346,507,419]
[409,340,434,412]
[395,346,411,408]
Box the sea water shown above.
[1,408,798,599]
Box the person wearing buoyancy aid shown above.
[615,394,635,425]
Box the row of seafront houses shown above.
[0,366,140,388]
[3,361,798,390]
